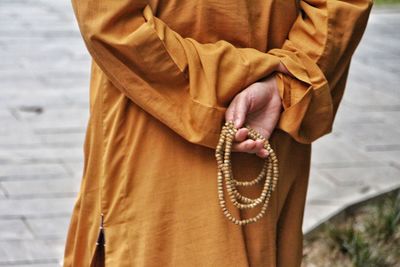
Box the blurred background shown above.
[0,0,399,266]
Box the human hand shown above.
[225,74,283,158]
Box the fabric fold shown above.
[72,0,373,147]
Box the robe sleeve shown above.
[71,0,284,149]
[268,0,373,144]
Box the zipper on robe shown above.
[96,213,106,246]
[91,213,106,267]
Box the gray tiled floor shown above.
[0,1,399,266]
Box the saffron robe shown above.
[63,0,372,266]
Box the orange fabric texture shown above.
[63,0,372,266]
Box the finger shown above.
[256,149,269,159]
[251,139,265,154]
[225,102,236,123]
[234,128,249,142]
[232,139,255,153]
[232,95,248,129]
[232,139,264,154]
[239,139,264,154]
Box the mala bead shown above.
[215,121,279,225]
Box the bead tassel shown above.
[215,121,279,225]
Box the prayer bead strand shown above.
[215,121,279,225]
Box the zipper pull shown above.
[96,213,106,246]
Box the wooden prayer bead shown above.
[215,121,279,226]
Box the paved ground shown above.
[0,1,399,266]
[303,6,400,232]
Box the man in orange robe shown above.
[63,0,373,266]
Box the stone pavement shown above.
[0,1,398,266]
